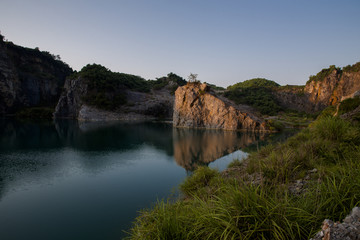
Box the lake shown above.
[0,119,295,240]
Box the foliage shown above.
[266,119,285,131]
[338,96,360,115]
[167,72,187,86]
[204,82,225,91]
[149,72,186,91]
[307,65,341,84]
[343,61,360,73]
[126,116,360,240]
[227,78,280,90]
[317,105,336,119]
[179,166,220,198]
[4,41,72,72]
[224,87,283,115]
[76,66,187,109]
[78,64,150,93]
[187,73,199,83]
[75,64,150,110]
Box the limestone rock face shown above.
[304,70,341,111]
[304,69,360,112]
[272,87,313,113]
[54,77,87,119]
[274,69,360,113]
[173,83,268,131]
[0,39,72,115]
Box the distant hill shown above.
[227,78,280,90]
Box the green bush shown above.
[343,61,360,72]
[224,87,283,115]
[338,96,360,115]
[312,116,352,142]
[227,78,280,90]
[306,65,341,84]
[179,166,220,197]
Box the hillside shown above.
[222,64,360,116]
[0,33,72,116]
[54,64,186,120]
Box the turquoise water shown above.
[0,119,293,239]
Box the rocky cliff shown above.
[173,82,269,131]
[274,64,360,113]
[272,68,360,114]
[0,36,72,115]
[54,73,179,121]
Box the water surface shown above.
[0,119,294,239]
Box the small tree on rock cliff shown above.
[188,73,200,83]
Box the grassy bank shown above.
[125,116,360,239]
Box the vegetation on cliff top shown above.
[227,78,280,90]
[306,65,341,84]
[3,39,72,76]
[126,115,360,239]
[73,64,187,110]
[343,61,360,73]
[223,78,283,116]
[306,61,360,85]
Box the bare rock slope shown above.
[173,82,269,131]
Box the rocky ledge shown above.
[173,82,269,131]
[311,207,360,240]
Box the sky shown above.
[1,0,359,87]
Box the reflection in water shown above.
[0,119,297,240]
[173,128,266,171]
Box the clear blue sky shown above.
[1,0,359,87]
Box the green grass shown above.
[125,116,360,239]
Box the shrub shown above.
[179,166,220,197]
[224,87,283,115]
[312,116,351,142]
[343,61,360,72]
[227,78,280,90]
[338,96,360,115]
[306,65,341,84]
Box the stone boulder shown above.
[173,82,269,131]
[311,207,360,240]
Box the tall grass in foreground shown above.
[125,117,360,239]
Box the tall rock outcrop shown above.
[0,36,72,115]
[304,69,342,111]
[173,83,269,131]
[274,64,360,113]
[303,64,360,112]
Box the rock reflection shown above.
[173,128,266,171]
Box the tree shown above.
[188,73,199,83]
